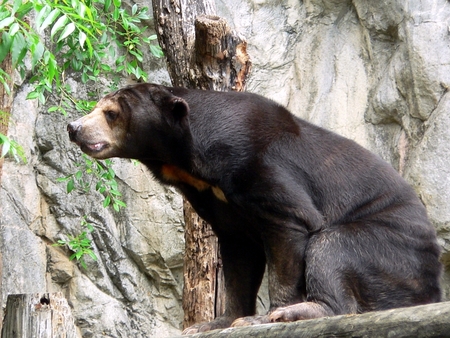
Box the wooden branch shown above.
[153,2,251,91]
[1,293,78,338]
[194,15,251,91]
[152,0,216,87]
[176,301,450,338]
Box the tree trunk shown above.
[178,301,450,338]
[152,0,251,329]
[1,293,78,338]
[0,54,14,334]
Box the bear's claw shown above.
[231,315,271,327]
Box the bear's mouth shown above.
[83,142,109,153]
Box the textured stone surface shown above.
[1,0,450,337]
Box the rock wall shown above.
[1,0,450,337]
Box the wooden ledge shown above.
[176,301,450,338]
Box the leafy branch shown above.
[54,216,98,269]
[57,154,127,212]
[0,0,163,267]
[0,0,163,154]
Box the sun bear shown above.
[67,83,442,333]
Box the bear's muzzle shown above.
[67,121,81,142]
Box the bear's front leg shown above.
[231,226,309,327]
[182,232,266,334]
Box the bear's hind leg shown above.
[266,222,442,325]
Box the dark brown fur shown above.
[68,83,442,333]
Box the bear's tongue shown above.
[87,142,106,151]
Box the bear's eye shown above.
[105,110,118,122]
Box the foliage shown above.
[0,0,163,152]
[0,109,26,162]
[0,0,162,267]
[54,216,97,269]
[0,131,26,162]
[57,154,127,212]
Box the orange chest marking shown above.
[161,164,227,203]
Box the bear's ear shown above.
[168,97,189,123]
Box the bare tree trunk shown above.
[0,54,14,333]
[1,293,78,338]
[152,0,251,329]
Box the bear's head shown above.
[67,83,190,160]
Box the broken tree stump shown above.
[177,301,450,338]
[1,292,78,338]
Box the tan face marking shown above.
[71,97,126,159]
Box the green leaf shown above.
[110,189,122,196]
[0,134,10,158]
[115,55,126,65]
[58,22,75,42]
[78,30,87,49]
[0,31,12,64]
[47,53,58,83]
[88,251,97,261]
[150,45,164,58]
[67,178,75,193]
[50,14,67,39]
[115,200,127,208]
[0,11,9,22]
[11,32,27,67]
[108,167,115,178]
[56,176,70,182]
[113,0,121,8]
[129,49,143,62]
[77,1,86,19]
[100,63,111,71]
[69,252,77,261]
[113,7,120,21]
[12,0,22,15]
[131,4,138,15]
[31,41,44,70]
[0,17,14,30]
[104,0,112,11]
[75,170,83,180]
[103,195,111,207]
[80,259,87,269]
[9,22,20,36]
[26,91,40,100]
[39,8,61,32]
[15,2,33,20]
[35,5,50,30]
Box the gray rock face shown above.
[1,0,450,337]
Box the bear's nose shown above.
[67,121,81,142]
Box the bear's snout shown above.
[67,121,81,142]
